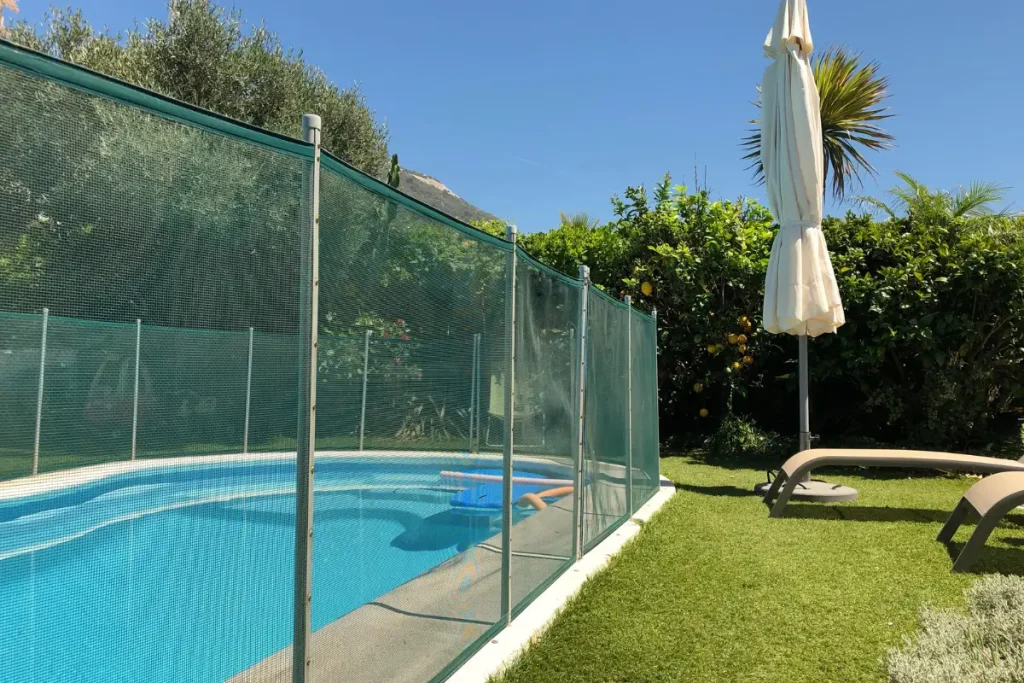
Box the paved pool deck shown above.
[229,470,642,683]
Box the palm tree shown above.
[857,172,1009,219]
[559,212,601,231]
[741,46,894,202]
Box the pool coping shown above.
[444,474,675,683]
[0,450,579,501]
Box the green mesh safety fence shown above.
[581,289,632,551]
[0,39,659,683]
[247,332,301,452]
[0,45,306,683]
[312,162,510,682]
[510,253,581,613]
[136,325,249,458]
[0,314,47,479]
[38,316,138,470]
[631,309,661,510]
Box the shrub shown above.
[702,414,790,468]
[819,211,1024,449]
[609,177,777,438]
[886,574,1024,683]
[526,173,1024,451]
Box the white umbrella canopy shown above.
[754,0,859,500]
[760,0,845,337]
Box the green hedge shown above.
[524,175,1024,452]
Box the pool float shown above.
[515,486,574,510]
[447,469,572,516]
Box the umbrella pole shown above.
[754,332,855,500]
[798,334,811,453]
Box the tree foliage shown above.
[8,1,390,174]
[529,174,1024,452]
[857,172,1010,220]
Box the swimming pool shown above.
[0,455,563,683]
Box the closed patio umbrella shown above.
[757,0,855,502]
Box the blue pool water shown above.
[0,457,530,683]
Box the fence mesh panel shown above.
[39,316,137,470]
[0,53,304,682]
[136,325,249,458]
[0,40,659,683]
[631,309,661,509]
[581,289,631,551]
[248,332,301,452]
[510,254,580,613]
[308,162,509,682]
[0,314,45,479]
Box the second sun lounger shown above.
[937,471,1024,572]
[763,449,1024,517]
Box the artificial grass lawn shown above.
[493,455,1024,683]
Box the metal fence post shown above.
[474,334,482,453]
[131,319,141,461]
[244,327,254,454]
[500,225,518,623]
[293,113,321,683]
[624,296,633,515]
[32,307,49,476]
[468,333,478,452]
[651,309,659,448]
[651,307,661,467]
[359,329,372,451]
[572,267,590,560]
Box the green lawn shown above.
[493,455,1024,683]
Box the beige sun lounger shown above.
[937,471,1024,572]
[762,449,1024,518]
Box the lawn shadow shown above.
[674,483,755,498]
[683,449,780,473]
[780,503,951,524]
[942,540,1024,576]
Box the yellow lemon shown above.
[699,408,709,418]
[743,355,754,365]
[728,333,739,345]
[641,281,653,296]
[738,344,747,353]
[737,334,748,344]
[732,361,741,370]
[693,382,704,393]
[706,344,717,354]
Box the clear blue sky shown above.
[16,0,1024,232]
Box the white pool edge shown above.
[445,474,676,683]
[0,450,585,501]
